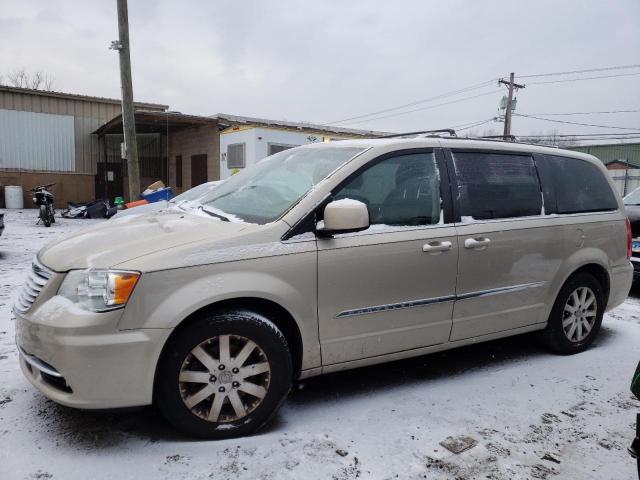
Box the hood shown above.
[38,208,263,271]
[626,204,640,238]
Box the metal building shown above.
[0,85,167,207]
[568,142,640,196]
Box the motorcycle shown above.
[30,183,56,227]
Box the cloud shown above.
[1,0,639,136]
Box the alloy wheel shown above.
[562,286,597,342]
[178,334,271,423]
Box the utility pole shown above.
[112,0,140,200]
[499,72,525,141]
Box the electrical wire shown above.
[336,90,501,127]
[514,113,640,130]
[516,132,640,138]
[327,79,497,125]
[521,109,640,116]
[453,118,497,132]
[519,63,640,78]
[525,72,640,85]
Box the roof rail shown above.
[379,129,457,139]
[474,134,515,141]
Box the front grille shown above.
[14,259,52,314]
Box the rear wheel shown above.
[155,310,292,438]
[541,272,605,354]
[40,205,51,227]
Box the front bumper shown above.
[15,296,171,409]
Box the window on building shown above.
[537,155,618,214]
[452,151,542,220]
[175,155,183,188]
[227,143,246,169]
[333,152,442,226]
[268,143,295,155]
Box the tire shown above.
[50,207,55,223]
[40,205,51,227]
[541,272,605,354]
[155,310,292,439]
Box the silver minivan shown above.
[14,137,633,438]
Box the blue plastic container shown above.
[142,187,173,203]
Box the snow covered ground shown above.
[1,208,639,480]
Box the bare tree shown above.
[525,129,578,147]
[5,68,55,91]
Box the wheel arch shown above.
[153,297,304,400]
[555,262,611,309]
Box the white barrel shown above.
[4,185,24,209]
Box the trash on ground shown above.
[439,435,478,454]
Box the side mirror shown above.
[316,199,370,237]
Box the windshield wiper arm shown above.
[199,205,230,222]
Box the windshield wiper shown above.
[199,205,230,222]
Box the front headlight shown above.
[58,269,140,312]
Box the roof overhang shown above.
[93,111,219,135]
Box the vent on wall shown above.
[227,143,246,169]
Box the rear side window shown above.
[536,155,618,214]
[452,151,542,220]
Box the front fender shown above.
[117,250,320,369]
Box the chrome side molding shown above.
[336,281,546,318]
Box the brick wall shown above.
[167,125,220,194]
[0,171,94,208]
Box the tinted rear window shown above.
[537,155,618,214]
[452,152,542,220]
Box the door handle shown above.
[464,237,491,250]
[422,240,452,254]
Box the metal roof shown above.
[0,85,168,111]
[213,113,389,137]
[93,110,218,135]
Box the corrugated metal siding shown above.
[0,109,75,171]
[569,143,640,168]
[0,89,165,175]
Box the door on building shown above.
[191,154,208,187]
[95,163,124,201]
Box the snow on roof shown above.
[213,113,390,137]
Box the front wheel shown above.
[541,272,605,354]
[155,310,292,438]
[40,205,51,227]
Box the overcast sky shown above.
[1,0,639,138]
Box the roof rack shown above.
[475,134,515,141]
[379,129,458,139]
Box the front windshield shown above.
[197,146,366,224]
[624,186,640,205]
[171,181,220,203]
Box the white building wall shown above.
[219,127,325,179]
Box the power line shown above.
[519,63,640,78]
[336,90,501,127]
[522,109,640,116]
[526,72,640,85]
[514,113,640,130]
[517,132,640,138]
[450,117,497,132]
[328,79,497,125]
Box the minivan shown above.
[14,137,633,438]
